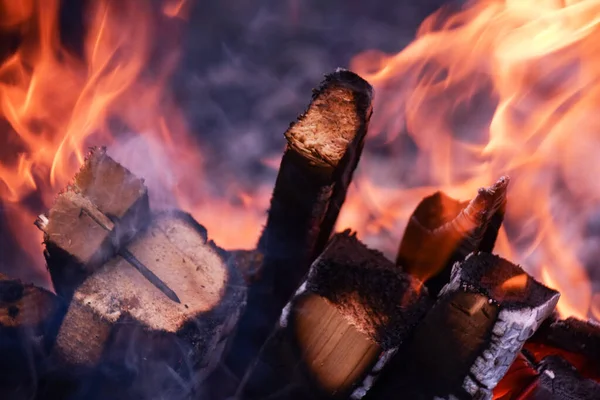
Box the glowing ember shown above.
[501,273,528,291]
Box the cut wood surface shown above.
[397,176,509,295]
[41,147,150,298]
[238,231,430,400]
[365,252,559,400]
[41,211,245,400]
[228,68,373,379]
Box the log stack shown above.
[0,69,599,400]
[29,147,246,399]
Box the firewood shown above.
[397,176,509,295]
[40,146,150,299]
[520,355,600,400]
[227,68,373,377]
[524,316,600,381]
[0,273,64,398]
[237,231,431,400]
[365,252,559,400]
[37,211,246,399]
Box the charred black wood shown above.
[524,316,600,382]
[0,274,65,399]
[528,316,600,363]
[237,231,431,400]
[226,69,373,380]
[524,355,600,400]
[397,177,509,295]
[365,252,559,400]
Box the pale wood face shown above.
[292,293,381,395]
[286,85,362,168]
[73,213,227,332]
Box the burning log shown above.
[227,69,373,377]
[517,356,600,400]
[238,231,431,400]
[524,316,600,382]
[365,252,559,400]
[40,146,150,299]
[35,150,246,399]
[398,177,509,295]
[0,274,64,398]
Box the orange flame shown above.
[501,274,528,291]
[339,0,600,320]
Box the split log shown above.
[227,68,373,378]
[397,176,509,295]
[365,252,559,400]
[37,211,246,400]
[237,231,431,400]
[0,274,64,398]
[520,355,600,400]
[40,146,150,299]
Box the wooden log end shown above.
[50,211,246,396]
[74,146,149,223]
[285,69,373,169]
[40,148,151,298]
[306,230,431,349]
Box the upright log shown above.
[397,177,509,295]
[0,274,64,398]
[227,68,373,379]
[366,252,559,400]
[238,231,431,400]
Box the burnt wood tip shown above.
[284,68,374,169]
[440,175,509,239]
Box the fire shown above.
[340,0,600,320]
[1,0,598,321]
[0,0,265,286]
[501,274,528,292]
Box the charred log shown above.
[365,252,559,400]
[524,316,600,381]
[227,69,373,379]
[238,231,431,400]
[0,274,64,399]
[398,177,509,295]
